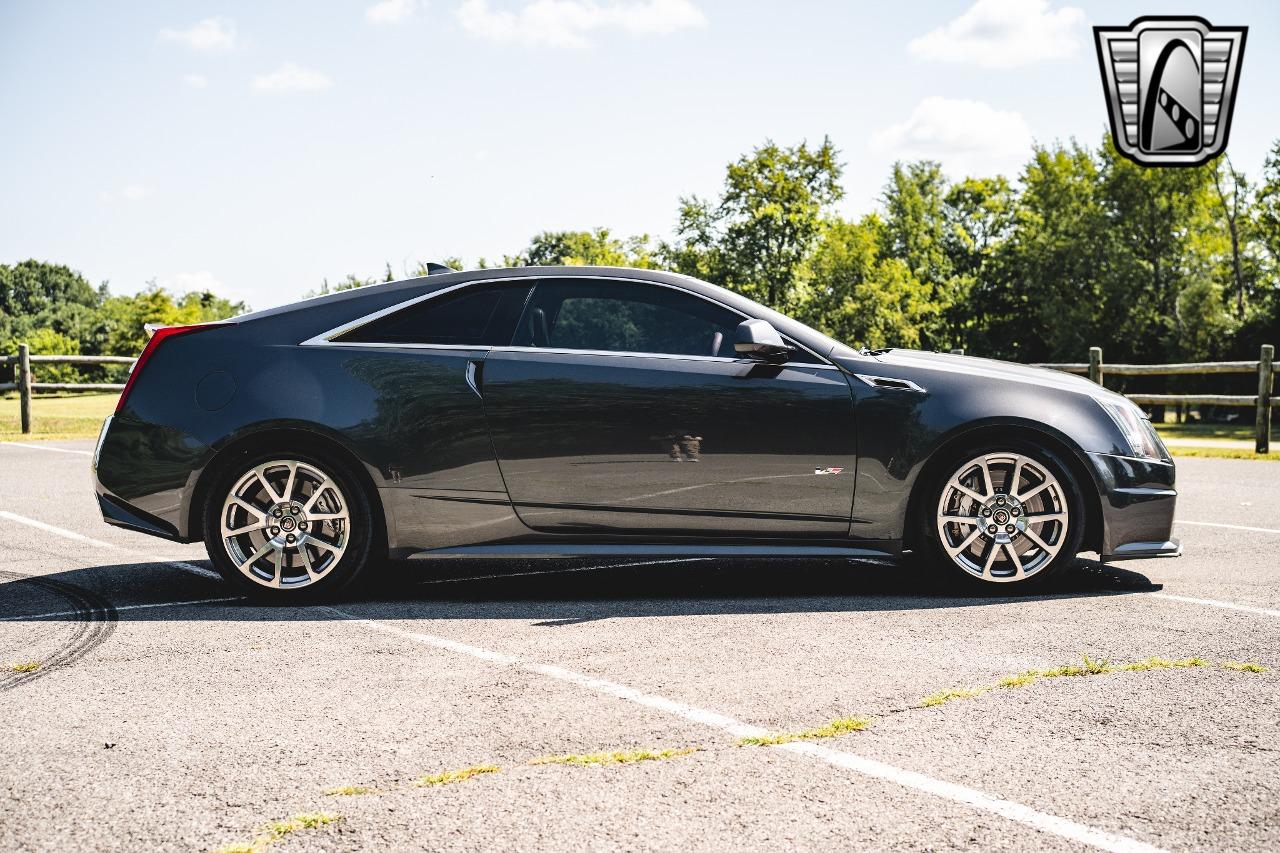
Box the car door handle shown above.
[465,360,483,398]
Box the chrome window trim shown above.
[307,341,490,351]
[490,345,843,370]
[303,340,842,371]
[300,274,836,368]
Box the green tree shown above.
[24,327,82,383]
[799,215,939,349]
[178,290,247,323]
[1176,275,1237,361]
[974,142,1111,361]
[99,283,244,356]
[310,274,377,298]
[0,260,102,356]
[0,260,97,319]
[519,228,655,268]
[879,162,964,348]
[1209,157,1254,319]
[1098,137,1217,359]
[1255,141,1280,267]
[666,138,843,311]
[1248,142,1280,350]
[944,176,1015,278]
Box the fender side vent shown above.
[854,374,926,393]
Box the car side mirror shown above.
[734,319,791,363]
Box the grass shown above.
[1152,419,1279,461]
[997,672,1038,689]
[921,653,1265,710]
[322,784,376,796]
[1118,656,1209,672]
[736,716,873,746]
[1038,652,1115,678]
[264,812,339,839]
[1163,446,1280,461]
[1153,421,1278,442]
[0,391,116,441]
[530,747,698,765]
[918,687,989,708]
[415,764,500,787]
[214,812,340,853]
[1220,661,1267,673]
[6,661,42,673]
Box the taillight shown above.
[115,324,218,414]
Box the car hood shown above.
[833,348,1125,403]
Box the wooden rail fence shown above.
[1,344,135,434]
[3,342,1276,452]
[1029,344,1274,454]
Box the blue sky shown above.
[2,0,1276,309]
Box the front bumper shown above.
[1086,452,1179,561]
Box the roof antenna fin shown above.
[425,262,456,276]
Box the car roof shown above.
[233,266,853,359]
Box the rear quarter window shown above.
[336,283,531,346]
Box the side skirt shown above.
[407,543,901,560]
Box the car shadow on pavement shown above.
[0,556,1163,623]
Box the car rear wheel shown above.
[203,451,377,601]
[924,443,1084,586]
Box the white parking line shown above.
[0,510,122,550]
[0,510,220,581]
[1176,519,1280,535]
[1149,593,1280,619]
[0,441,92,455]
[0,595,243,622]
[328,608,1164,853]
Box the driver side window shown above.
[513,280,741,358]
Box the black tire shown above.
[918,439,1085,590]
[202,447,382,603]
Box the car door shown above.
[327,280,532,548]
[479,277,858,537]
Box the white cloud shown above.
[158,17,238,53]
[102,184,152,202]
[367,0,420,23]
[251,63,333,94]
[869,96,1033,177]
[456,0,706,48]
[908,0,1085,69]
[183,74,208,88]
[164,271,224,293]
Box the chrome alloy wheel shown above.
[935,452,1068,582]
[219,459,350,589]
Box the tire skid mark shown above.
[0,570,117,691]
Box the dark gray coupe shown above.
[93,265,1179,600]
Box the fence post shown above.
[1257,344,1274,455]
[18,343,32,434]
[1088,346,1103,385]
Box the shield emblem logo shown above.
[1094,16,1247,167]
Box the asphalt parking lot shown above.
[1,441,1277,852]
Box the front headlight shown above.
[1096,398,1165,459]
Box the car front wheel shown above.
[925,444,1085,586]
[203,452,377,601]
